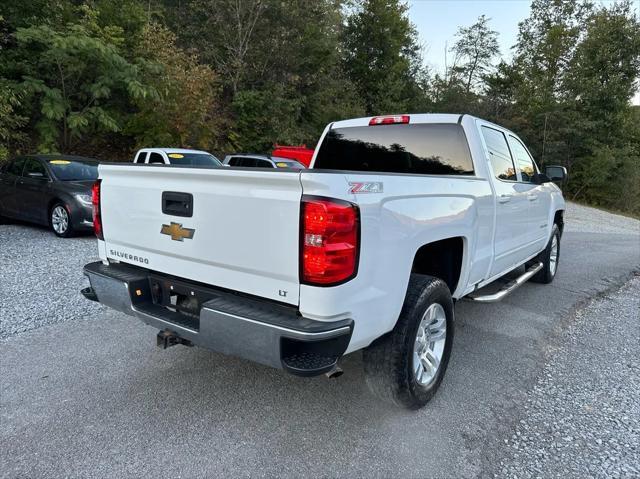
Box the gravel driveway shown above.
[495,276,639,478]
[1,203,638,478]
[0,224,103,339]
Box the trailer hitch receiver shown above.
[156,329,193,349]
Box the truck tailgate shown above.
[98,165,302,305]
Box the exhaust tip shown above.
[325,365,343,379]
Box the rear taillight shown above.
[301,196,359,286]
[369,115,409,126]
[92,179,103,240]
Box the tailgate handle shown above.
[162,191,193,217]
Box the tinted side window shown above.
[8,158,26,176]
[315,123,474,175]
[481,126,517,181]
[24,159,47,178]
[254,159,272,168]
[508,136,537,183]
[148,152,165,164]
[134,152,146,163]
[239,158,257,167]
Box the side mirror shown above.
[28,172,45,179]
[544,165,568,184]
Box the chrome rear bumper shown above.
[82,261,353,376]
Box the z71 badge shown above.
[348,182,383,194]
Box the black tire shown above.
[50,202,75,238]
[531,224,560,284]
[363,274,454,409]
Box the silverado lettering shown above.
[109,250,149,265]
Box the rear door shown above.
[99,165,303,305]
[479,125,532,277]
[507,135,551,253]
[20,158,51,223]
[0,158,26,217]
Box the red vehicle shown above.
[271,144,314,167]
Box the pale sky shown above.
[407,0,640,105]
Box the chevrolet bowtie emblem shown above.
[160,222,195,241]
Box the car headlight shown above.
[76,194,92,205]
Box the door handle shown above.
[498,194,512,204]
[527,194,538,201]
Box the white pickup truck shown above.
[82,114,566,409]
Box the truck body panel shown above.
[88,113,566,380]
[99,165,303,305]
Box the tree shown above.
[165,0,364,151]
[565,1,640,133]
[11,6,153,152]
[127,23,223,150]
[562,1,640,211]
[513,0,593,106]
[0,79,27,161]
[342,0,426,115]
[449,15,499,93]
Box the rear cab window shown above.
[314,123,474,175]
[166,152,222,167]
[148,152,165,164]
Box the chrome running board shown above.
[468,262,543,303]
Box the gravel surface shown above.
[0,201,638,478]
[495,276,640,478]
[564,202,640,235]
[0,224,103,339]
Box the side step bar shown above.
[468,262,543,303]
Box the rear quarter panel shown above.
[299,171,494,352]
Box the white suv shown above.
[133,148,222,167]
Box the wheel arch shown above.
[410,236,466,296]
[47,197,65,219]
[47,196,74,227]
[553,209,564,236]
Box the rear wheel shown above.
[531,224,560,284]
[50,203,74,238]
[363,274,454,409]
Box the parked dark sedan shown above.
[0,154,99,237]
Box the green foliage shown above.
[164,0,365,151]
[342,0,426,115]
[475,0,639,215]
[450,15,500,93]
[126,23,222,150]
[0,80,27,162]
[8,7,154,152]
[0,0,638,214]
